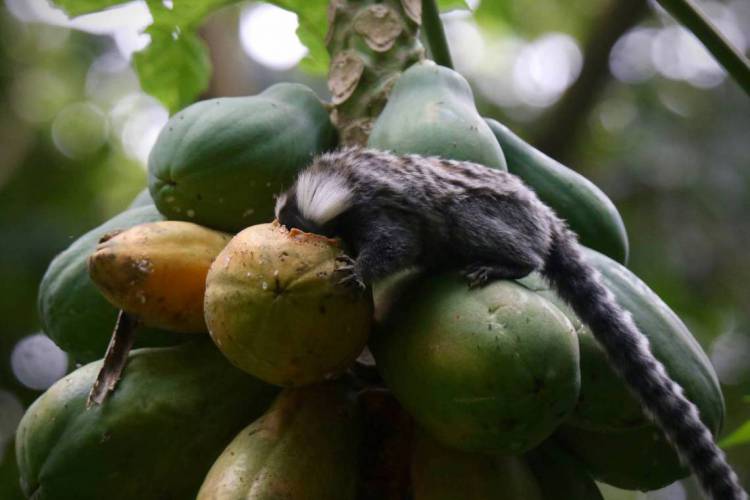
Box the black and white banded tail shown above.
[543,226,746,500]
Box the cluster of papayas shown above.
[22,56,726,500]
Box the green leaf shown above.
[437,0,469,11]
[720,420,750,449]
[49,0,132,17]
[145,0,238,29]
[133,26,211,113]
[270,0,330,74]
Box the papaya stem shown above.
[86,310,140,407]
[421,0,453,69]
[656,0,750,95]
[326,0,424,145]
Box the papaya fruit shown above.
[148,83,338,232]
[554,425,687,490]
[204,222,373,386]
[368,62,507,170]
[15,339,277,500]
[525,439,604,500]
[411,430,543,500]
[518,248,724,435]
[372,272,579,454]
[88,221,232,333]
[486,119,629,263]
[38,206,182,362]
[198,381,362,500]
[514,249,724,490]
[357,388,414,500]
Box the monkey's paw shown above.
[333,255,367,292]
[462,265,493,289]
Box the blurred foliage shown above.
[475,0,599,36]
[1,0,748,499]
[723,418,750,448]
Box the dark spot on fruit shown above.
[98,229,124,243]
[319,305,326,314]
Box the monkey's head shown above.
[274,168,353,238]
[274,188,324,235]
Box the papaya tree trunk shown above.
[326,0,424,145]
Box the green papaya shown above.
[519,248,724,435]
[554,425,686,491]
[372,272,579,454]
[198,381,361,500]
[38,205,182,362]
[525,440,603,500]
[486,119,629,263]
[148,83,338,232]
[368,62,507,170]
[15,340,277,500]
[515,249,724,490]
[411,430,543,500]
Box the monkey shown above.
[274,147,745,500]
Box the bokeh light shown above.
[610,28,658,83]
[445,11,583,112]
[445,15,486,73]
[512,33,583,108]
[6,0,151,60]
[710,330,750,386]
[598,97,637,133]
[9,68,72,124]
[51,102,109,159]
[86,51,141,107]
[11,334,68,391]
[110,93,169,166]
[611,1,747,89]
[239,4,307,71]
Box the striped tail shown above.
[542,226,746,500]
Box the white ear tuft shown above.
[274,193,288,220]
[296,171,353,225]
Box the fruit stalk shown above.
[421,0,453,68]
[86,310,140,407]
[326,0,424,145]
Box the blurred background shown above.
[0,0,748,498]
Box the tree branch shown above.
[657,0,750,95]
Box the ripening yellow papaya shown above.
[204,222,373,386]
[88,220,232,333]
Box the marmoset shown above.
[275,147,745,500]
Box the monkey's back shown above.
[317,148,558,268]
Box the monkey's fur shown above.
[275,147,745,500]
